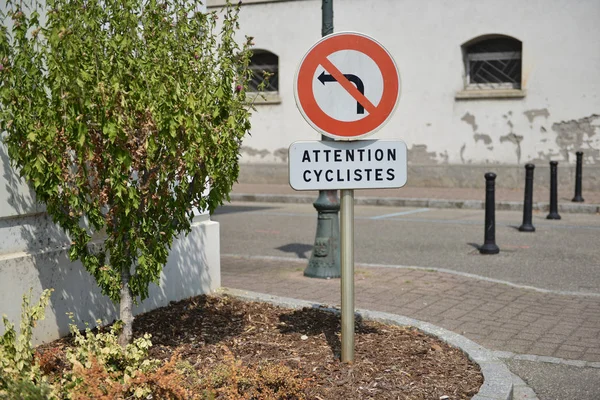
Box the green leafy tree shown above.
[0,0,253,345]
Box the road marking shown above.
[370,208,430,220]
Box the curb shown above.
[229,193,600,214]
[219,287,523,400]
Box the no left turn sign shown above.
[294,32,401,140]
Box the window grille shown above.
[249,50,279,92]
[464,37,522,90]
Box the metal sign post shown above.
[340,189,354,362]
[292,31,402,363]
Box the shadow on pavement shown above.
[276,243,314,259]
[467,242,482,251]
[212,205,276,215]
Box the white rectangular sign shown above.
[288,140,407,190]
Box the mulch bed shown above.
[135,294,483,399]
[37,294,483,399]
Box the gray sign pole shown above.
[322,0,354,362]
[340,188,355,362]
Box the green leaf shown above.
[104,122,118,143]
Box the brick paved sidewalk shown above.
[221,255,600,364]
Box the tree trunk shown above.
[118,267,134,347]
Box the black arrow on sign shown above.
[318,71,365,114]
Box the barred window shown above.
[464,36,522,90]
[249,49,279,92]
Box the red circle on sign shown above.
[295,32,400,140]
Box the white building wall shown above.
[0,214,220,345]
[210,0,600,187]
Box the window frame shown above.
[457,35,526,100]
[247,49,281,105]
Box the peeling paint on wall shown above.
[240,146,270,158]
[500,133,524,164]
[497,112,523,163]
[438,150,449,163]
[552,114,600,162]
[461,112,478,132]
[531,149,562,162]
[408,144,438,164]
[273,148,288,162]
[474,134,492,145]
[500,133,524,145]
[524,108,550,123]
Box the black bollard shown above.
[546,161,561,220]
[480,172,500,254]
[519,164,536,232]
[572,151,584,202]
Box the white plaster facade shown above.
[0,1,221,345]
[209,0,600,188]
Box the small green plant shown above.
[65,317,158,377]
[0,289,54,399]
[62,353,189,399]
[59,318,162,398]
[0,380,51,400]
[196,346,309,399]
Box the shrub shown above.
[0,379,51,400]
[0,289,54,399]
[197,346,309,400]
[58,319,171,398]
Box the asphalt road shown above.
[507,359,600,400]
[213,202,600,294]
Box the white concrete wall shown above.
[210,0,600,168]
[0,214,220,345]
